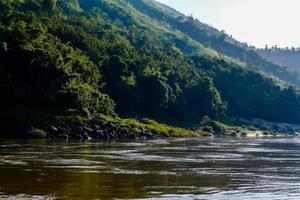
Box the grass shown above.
[1,106,212,138]
[99,115,211,137]
[29,128,47,139]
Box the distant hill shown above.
[257,48,300,71]
[129,0,300,87]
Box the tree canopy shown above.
[1,0,300,125]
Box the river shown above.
[0,137,300,199]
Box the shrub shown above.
[202,126,213,133]
[30,128,47,139]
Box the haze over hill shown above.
[156,0,300,48]
[135,0,300,87]
[156,0,300,75]
[257,47,300,71]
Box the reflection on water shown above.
[1,138,300,199]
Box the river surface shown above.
[0,137,300,199]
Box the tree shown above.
[265,44,268,50]
[43,0,57,11]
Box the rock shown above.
[83,126,93,133]
[140,131,153,139]
[241,132,247,137]
[294,132,300,137]
[90,130,100,139]
[57,133,69,139]
[93,125,101,130]
[109,132,117,140]
[79,130,90,140]
[202,133,214,138]
[50,126,59,132]
[127,133,136,139]
[224,131,238,137]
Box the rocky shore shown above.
[228,118,300,135]
[8,115,300,140]
[21,117,156,140]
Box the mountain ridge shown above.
[257,47,300,72]
[130,0,300,87]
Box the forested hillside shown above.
[1,0,300,136]
[130,0,300,87]
[257,47,300,71]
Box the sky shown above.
[156,0,300,48]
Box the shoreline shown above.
[1,109,298,140]
[1,115,296,140]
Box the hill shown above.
[1,0,300,137]
[130,0,300,87]
[257,47,300,72]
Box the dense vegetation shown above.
[130,0,300,87]
[1,0,300,137]
[257,46,300,71]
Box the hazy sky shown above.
[156,0,300,48]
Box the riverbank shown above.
[32,115,213,140]
[0,108,296,140]
[0,110,212,139]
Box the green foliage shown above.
[0,4,115,116]
[1,0,300,131]
[43,0,57,11]
[202,126,213,133]
[102,115,206,137]
[257,47,300,71]
[29,128,47,139]
[130,0,300,87]
[54,114,87,125]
